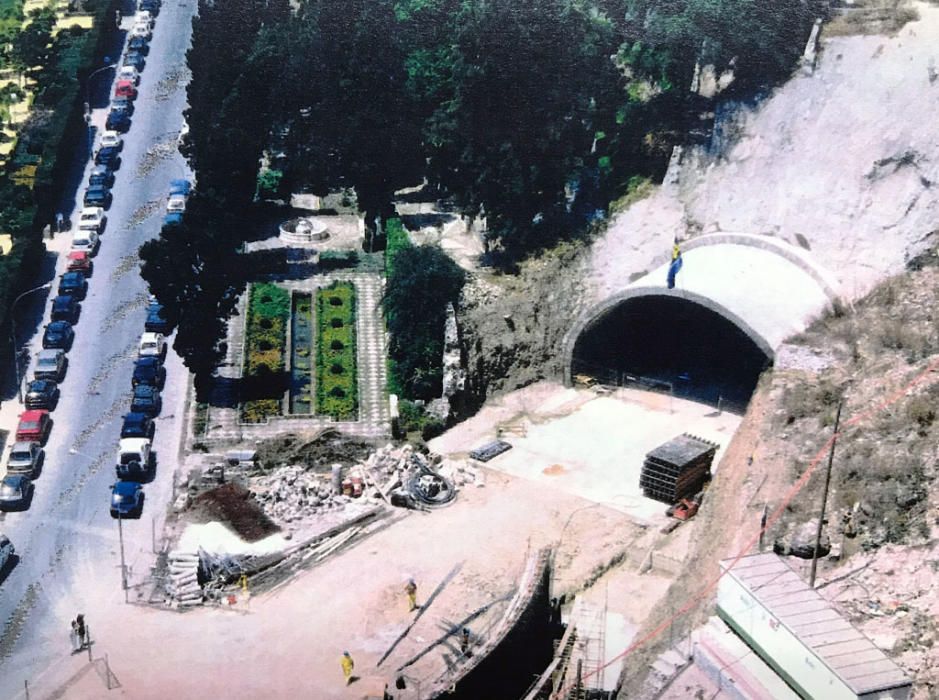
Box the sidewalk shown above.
[0,229,73,473]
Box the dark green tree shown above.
[413,1,623,261]
[383,245,465,399]
[146,0,288,391]
[279,0,425,246]
[139,204,245,399]
[12,8,56,74]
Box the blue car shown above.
[42,321,74,350]
[169,179,191,197]
[110,481,144,518]
[163,211,183,227]
[121,412,155,440]
[88,164,114,187]
[132,356,165,388]
[144,301,172,334]
[50,295,80,323]
[0,475,34,511]
[106,109,131,133]
[95,145,121,167]
[58,271,87,300]
[130,385,162,416]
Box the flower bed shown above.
[315,282,357,419]
[242,282,290,423]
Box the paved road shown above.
[0,1,196,695]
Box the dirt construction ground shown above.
[24,455,677,699]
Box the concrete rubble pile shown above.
[248,445,474,523]
[249,465,354,523]
[166,549,202,608]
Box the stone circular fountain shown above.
[279,217,330,245]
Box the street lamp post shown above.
[68,448,128,600]
[10,282,52,403]
[84,59,115,147]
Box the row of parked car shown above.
[0,0,173,517]
[111,307,173,518]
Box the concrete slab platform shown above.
[431,382,742,524]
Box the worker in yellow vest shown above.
[341,651,354,685]
[405,578,418,612]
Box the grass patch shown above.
[315,281,357,419]
[610,175,654,214]
[192,402,209,436]
[242,282,290,423]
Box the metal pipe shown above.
[810,400,842,587]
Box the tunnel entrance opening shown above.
[572,295,771,410]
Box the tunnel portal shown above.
[571,294,772,410]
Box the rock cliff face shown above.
[458,244,591,407]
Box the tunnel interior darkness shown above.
[572,295,771,409]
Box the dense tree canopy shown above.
[147,0,822,389]
[384,244,466,399]
[279,0,424,242]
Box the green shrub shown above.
[319,249,360,271]
[315,282,357,419]
[383,245,465,399]
[242,282,290,421]
[384,217,410,278]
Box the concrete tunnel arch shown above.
[562,233,840,403]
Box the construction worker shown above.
[405,579,418,612]
[460,628,472,658]
[341,651,354,685]
[75,614,86,649]
[69,620,81,653]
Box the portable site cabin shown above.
[717,553,912,700]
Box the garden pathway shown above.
[198,272,391,447]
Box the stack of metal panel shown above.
[640,433,718,503]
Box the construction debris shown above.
[250,465,354,523]
[247,443,462,523]
[166,549,203,608]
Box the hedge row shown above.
[242,282,290,423]
[383,217,410,278]
[315,281,357,420]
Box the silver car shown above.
[0,535,13,570]
[34,349,67,382]
[0,476,33,511]
[6,441,41,477]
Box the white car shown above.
[78,207,106,233]
[131,23,151,39]
[138,332,166,358]
[0,535,14,570]
[99,131,123,149]
[70,229,100,254]
[116,66,139,85]
[166,194,187,213]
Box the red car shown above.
[67,250,93,276]
[114,80,137,99]
[16,410,52,444]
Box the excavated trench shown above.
[572,295,771,410]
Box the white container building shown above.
[717,553,912,700]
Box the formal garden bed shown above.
[242,282,290,423]
[288,292,313,414]
[315,281,357,419]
